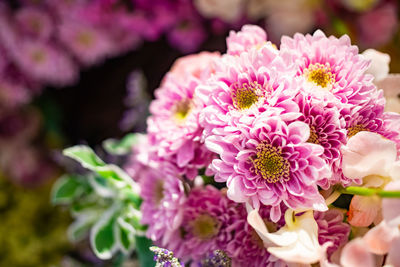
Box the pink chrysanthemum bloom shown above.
[344,97,400,148]
[197,45,299,139]
[172,186,244,261]
[58,20,113,66]
[295,92,347,188]
[15,7,54,40]
[280,30,376,109]
[226,25,268,56]
[226,205,286,267]
[147,52,220,179]
[140,167,186,244]
[314,209,351,258]
[12,40,78,86]
[207,113,330,222]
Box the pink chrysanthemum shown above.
[344,97,400,148]
[171,186,241,261]
[295,92,347,188]
[207,113,330,222]
[140,167,186,243]
[15,7,54,40]
[197,45,299,138]
[226,205,286,267]
[58,20,113,66]
[314,209,350,258]
[147,54,218,179]
[12,40,78,86]
[226,25,268,56]
[280,30,376,109]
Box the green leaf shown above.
[51,175,83,204]
[103,133,139,155]
[91,206,119,259]
[64,145,106,168]
[117,218,136,253]
[89,175,115,198]
[68,213,98,242]
[136,236,155,267]
[64,145,135,186]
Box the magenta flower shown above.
[225,205,286,267]
[295,92,347,188]
[280,30,375,109]
[207,113,330,222]
[314,209,351,258]
[226,25,268,56]
[140,167,186,243]
[344,97,400,148]
[58,21,113,66]
[15,7,54,40]
[12,40,78,86]
[172,186,243,261]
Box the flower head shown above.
[226,25,268,56]
[207,114,330,221]
[280,30,376,109]
[140,167,186,243]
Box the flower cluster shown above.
[125,25,400,266]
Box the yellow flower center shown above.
[153,180,164,206]
[190,214,220,240]
[231,82,262,110]
[76,31,95,47]
[307,126,320,144]
[173,99,192,123]
[31,49,46,63]
[251,143,290,183]
[304,63,336,90]
[347,124,369,138]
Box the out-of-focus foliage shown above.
[0,174,71,266]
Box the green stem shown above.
[340,186,400,198]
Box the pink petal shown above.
[340,238,375,267]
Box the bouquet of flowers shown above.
[54,25,400,267]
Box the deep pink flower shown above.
[295,91,347,188]
[225,204,286,267]
[206,113,330,222]
[314,209,351,258]
[15,7,54,40]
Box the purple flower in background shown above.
[358,3,398,48]
[15,7,54,40]
[58,21,113,66]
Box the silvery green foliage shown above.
[52,145,144,260]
